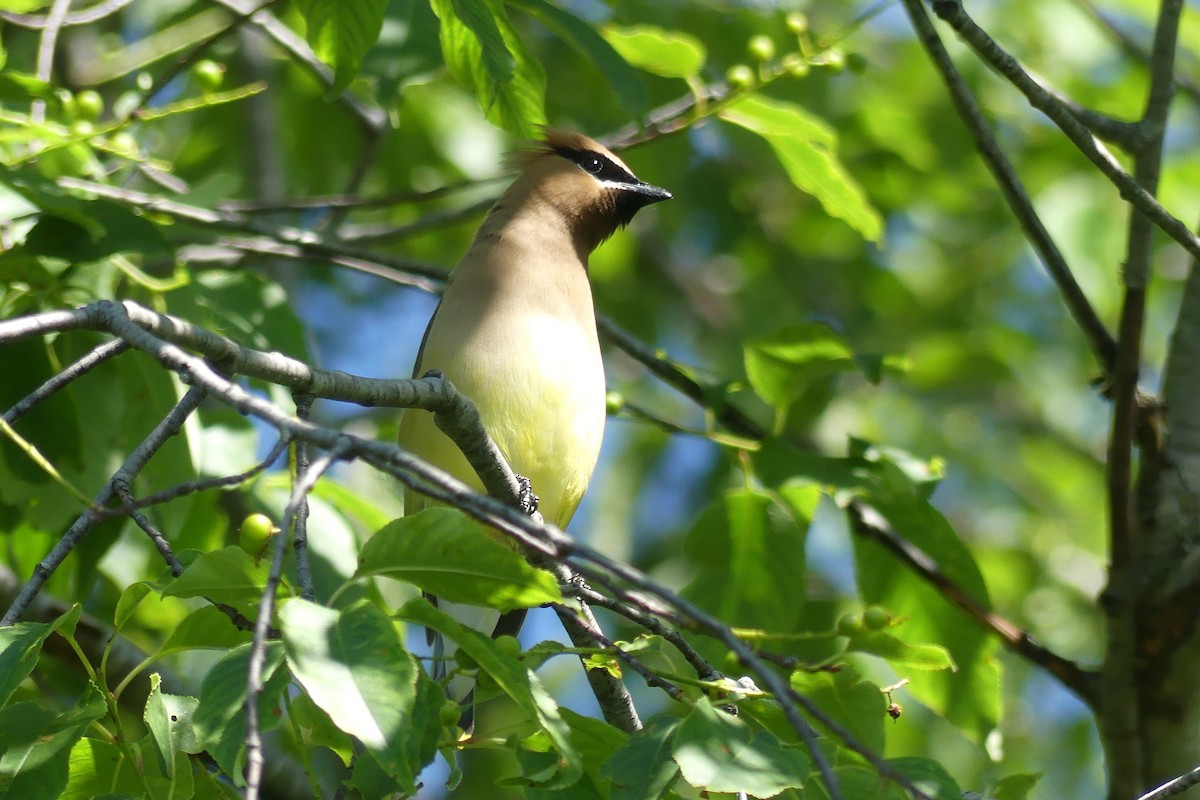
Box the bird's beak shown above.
[624,181,672,203]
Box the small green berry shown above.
[70,120,95,137]
[786,12,809,35]
[726,64,755,90]
[747,35,776,63]
[494,635,522,659]
[109,132,139,157]
[605,390,624,414]
[74,90,104,121]
[823,49,846,73]
[192,60,226,92]
[439,699,462,726]
[238,513,278,557]
[836,612,863,637]
[863,605,891,631]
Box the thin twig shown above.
[1,379,207,625]
[4,339,130,425]
[291,392,316,602]
[244,443,346,800]
[1135,765,1200,800]
[2,0,134,28]
[929,0,1200,264]
[31,0,72,125]
[848,502,1098,706]
[901,0,1117,374]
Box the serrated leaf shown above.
[191,642,289,783]
[600,715,680,800]
[294,0,389,94]
[720,93,882,242]
[672,697,808,797]
[846,630,955,671]
[356,508,562,611]
[788,667,886,754]
[602,25,705,78]
[682,490,808,633]
[507,0,645,116]
[143,674,201,778]
[399,597,582,789]
[431,0,545,136]
[280,598,440,790]
[0,682,106,781]
[161,546,271,604]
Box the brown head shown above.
[496,129,672,254]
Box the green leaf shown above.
[399,597,582,788]
[720,93,883,242]
[744,323,858,429]
[992,772,1043,800]
[294,0,389,94]
[192,641,289,782]
[845,630,955,671]
[430,0,546,137]
[886,757,961,800]
[506,0,645,117]
[601,25,705,79]
[0,605,80,706]
[62,738,142,800]
[0,683,106,790]
[159,604,254,656]
[671,697,809,796]
[161,546,272,605]
[853,486,1000,742]
[355,508,562,611]
[788,667,886,754]
[21,200,171,264]
[113,582,152,631]
[681,490,808,634]
[600,715,680,800]
[280,598,441,790]
[143,674,201,778]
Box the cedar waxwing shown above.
[397,129,671,723]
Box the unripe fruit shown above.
[836,612,863,637]
[726,64,755,90]
[70,121,95,137]
[863,605,891,630]
[747,35,776,63]
[823,49,846,73]
[439,699,462,726]
[192,60,225,92]
[238,513,277,557]
[109,132,139,157]
[74,90,104,121]
[494,635,521,659]
[786,12,809,35]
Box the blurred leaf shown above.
[294,0,389,94]
[0,605,80,706]
[886,757,961,800]
[720,93,883,242]
[355,508,562,611]
[430,0,546,137]
[399,596,582,788]
[602,25,705,78]
[507,0,645,116]
[0,71,52,104]
[992,772,1043,799]
[671,697,808,796]
[846,630,956,671]
[21,200,171,264]
[280,598,440,790]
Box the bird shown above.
[397,129,671,727]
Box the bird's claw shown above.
[516,475,539,516]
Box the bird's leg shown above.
[515,474,539,516]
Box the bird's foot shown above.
[516,475,539,516]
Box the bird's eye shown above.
[584,155,603,174]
